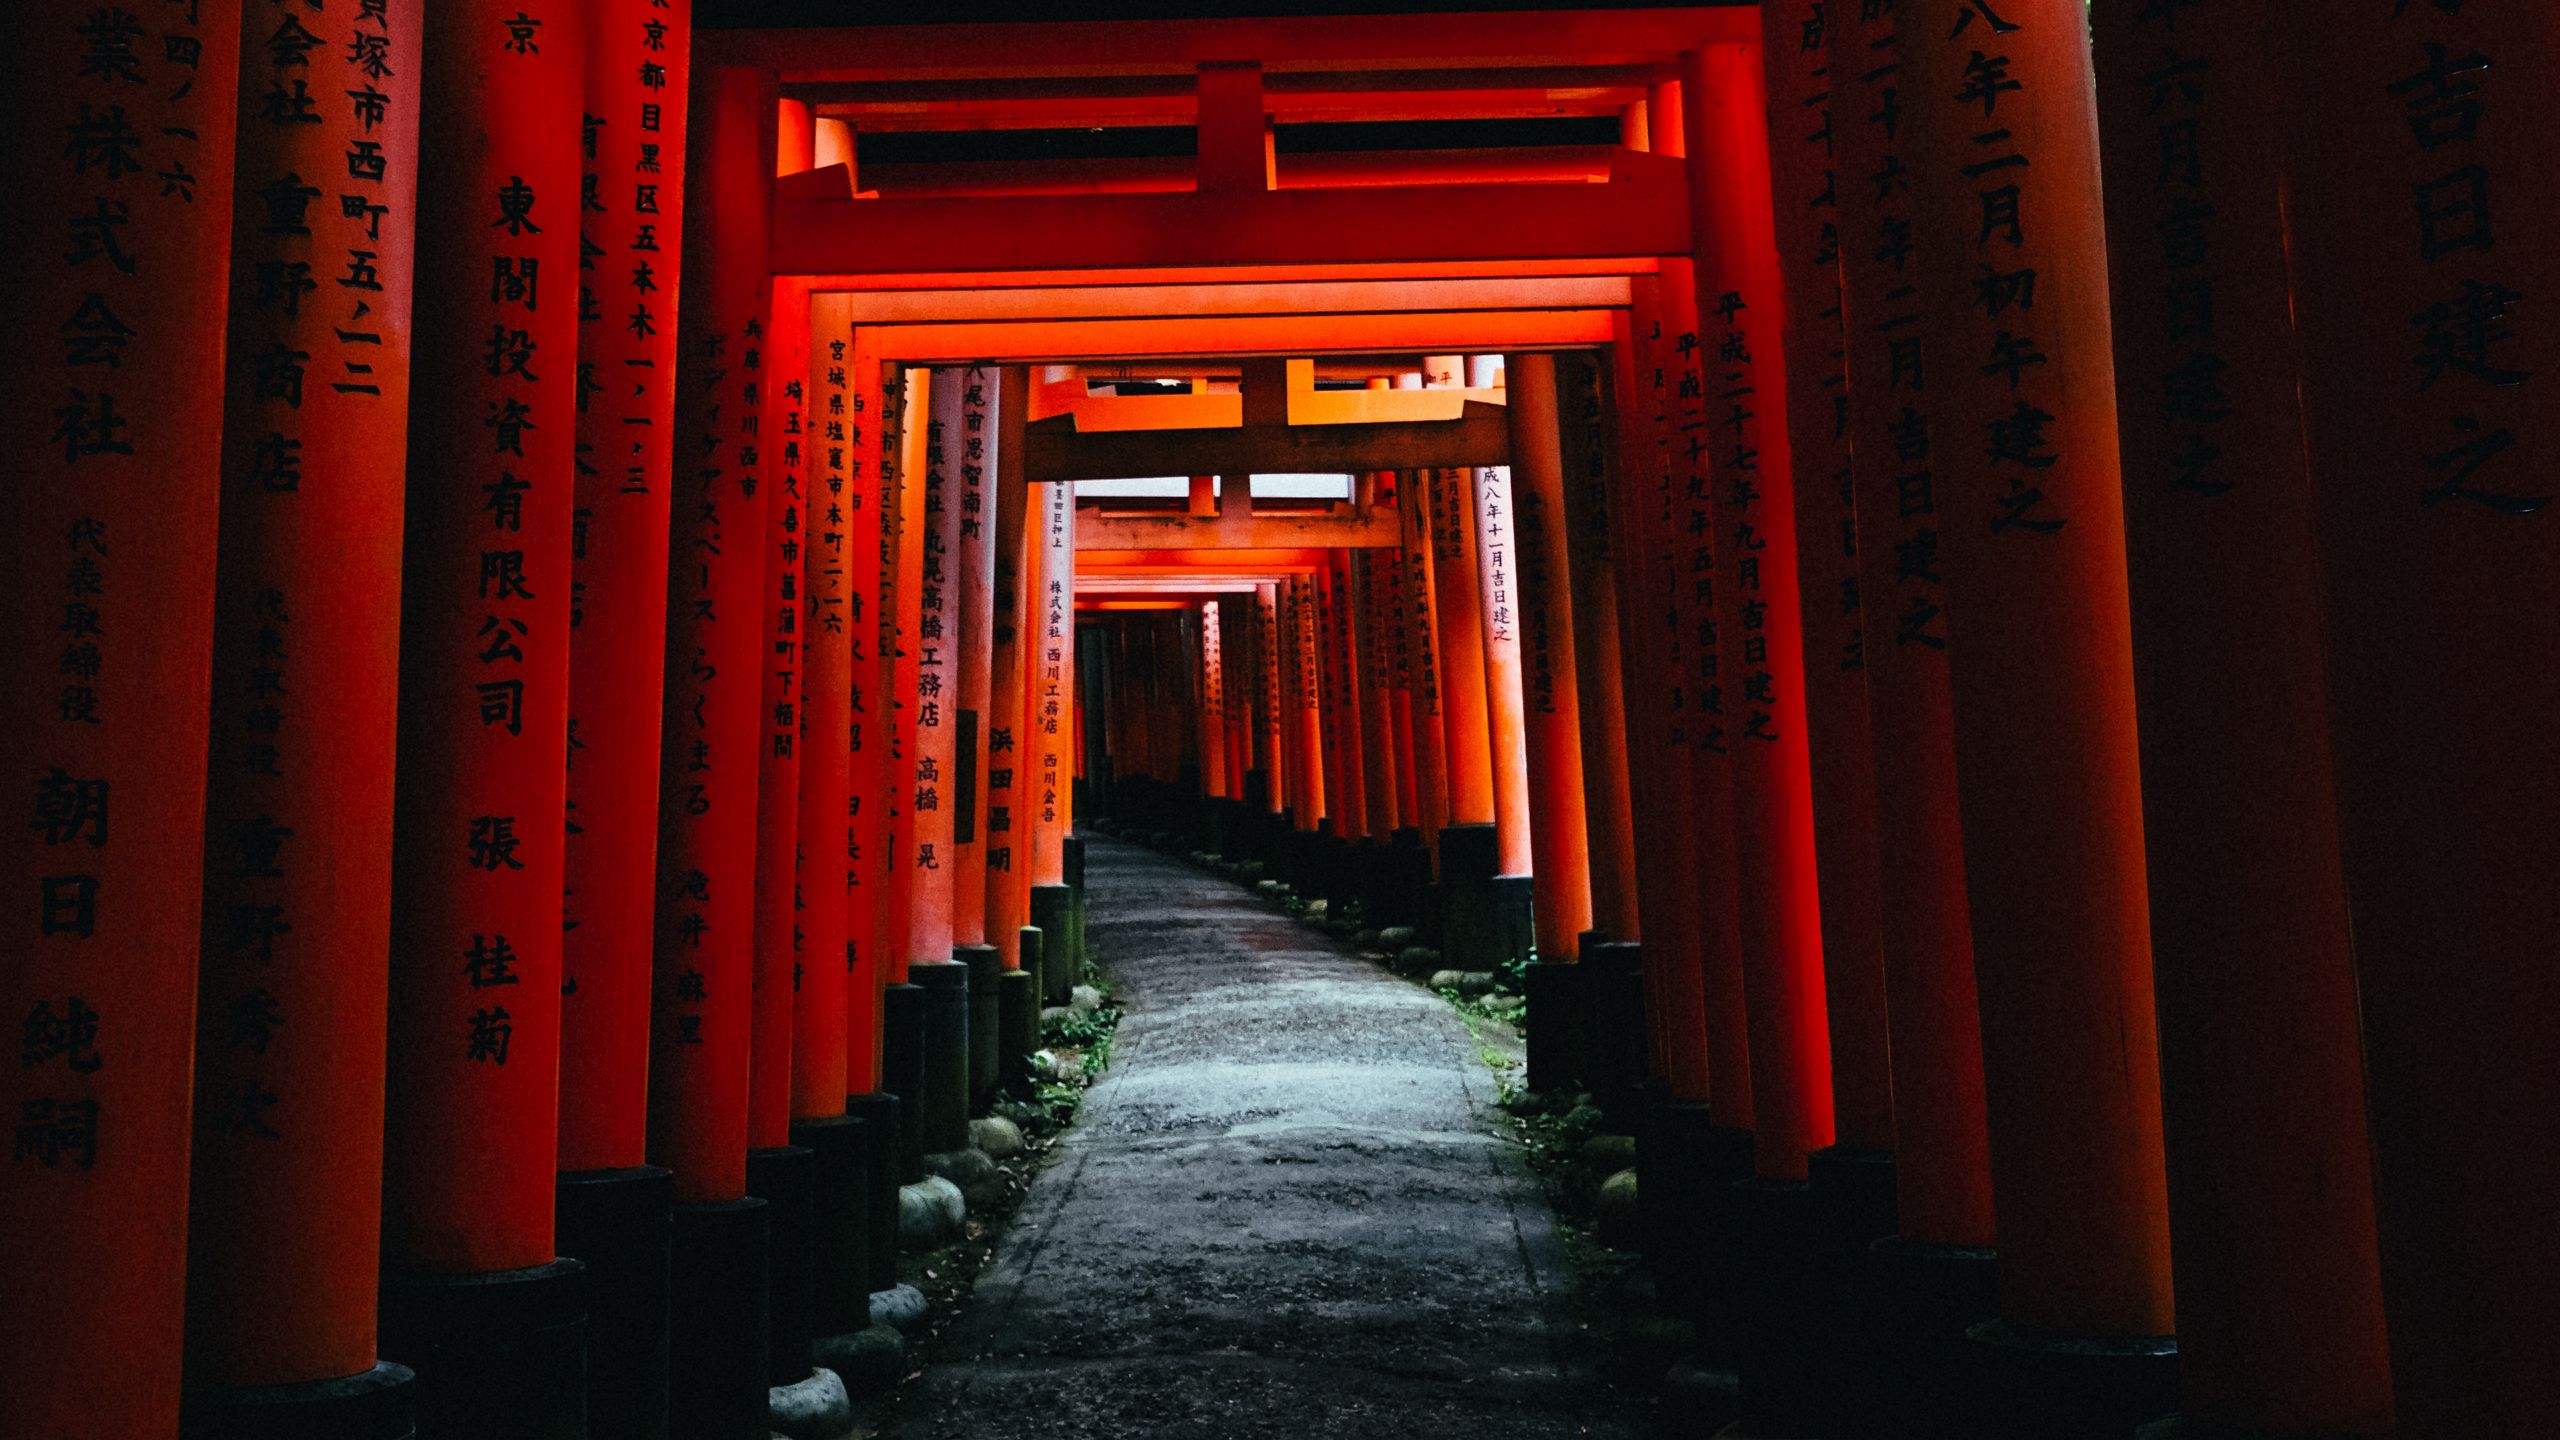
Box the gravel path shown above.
[887,835,1633,1440]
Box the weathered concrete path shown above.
[890,835,1630,1439]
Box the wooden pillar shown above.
[1398,464,1451,851]
[1200,601,1228,802]
[796,299,854,1117]
[840,337,887,1091]
[1355,549,1402,841]
[1257,581,1287,816]
[878,367,926,983]
[1901,0,2173,1340]
[2281,5,2560,1435]
[1377,502,1422,832]
[1467,358,1535,880]
[171,0,417,1420]
[1609,291,1709,1099]
[1030,482,1078,883]
[1661,256,1756,1128]
[812,117,854,177]
[910,372,962,965]
[651,62,773,1210]
[1760,0,1895,1160]
[562,0,690,1176]
[954,367,1000,950]
[1554,354,1640,946]
[1684,43,1837,1183]
[1831,0,1992,1251]
[1504,353,1594,960]
[1286,573,1326,829]
[1319,552,1365,842]
[749,270,810,1158]
[985,374,1033,969]
[1423,359,1496,828]
[0,6,237,1432]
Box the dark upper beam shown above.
[775,151,1688,275]
[1023,402,1509,483]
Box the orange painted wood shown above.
[2094,0,2390,1428]
[1554,353,1640,943]
[984,374,1034,967]
[187,0,418,1390]
[907,369,963,965]
[795,298,854,1115]
[384,0,586,1259]
[1685,42,1838,1181]
[1505,353,1594,956]
[951,367,1001,947]
[1423,360,1498,828]
[1903,0,2172,1336]
[0,4,239,1427]
[1030,481,1078,881]
[748,275,811,1152]
[2281,4,2560,1432]
[1759,0,1895,1155]
[650,63,774,1207]
[1831,0,1992,1248]
[878,367,928,977]
[562,0,693,1176]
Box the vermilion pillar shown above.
[749,271,810,1157]
[1553,354,1639,947]
[1423,360,1496,830]
[1832,0,1992,1251]
[1257,580,1287,819]
[2093,4,2392,1435]
[562,0,689,1173]
[985,385,1032,969]
[911,373,962,965]
[2282,6,2560,1435]
[875,366,929,1175]
[1608,294,1708,1100]
[797,299,854,1118]
[1503,353,1593,962]
[0,7,237,1434]
[1661,256,1755,1129]
[954,367,1000,949]
[1397,467,1451,851]
[184,0,418,1425]
[1684,43,1836,1184]
[1902,0,2175,1346]
[1759,0,1895,1162]
[1200,601,1228,803]
[654,62,772,1211]
[1285,573,1326,830]
[1027,479,1077,1000]
[1318,553,1364,843]
[840,337,887,1094]
[1355,550,1401,841]
[378,2,587,1430]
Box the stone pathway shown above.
[886,835,1634,1439]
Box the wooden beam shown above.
[845,275,1629,325]
[702,9,1759,83]
[774,154,1688,275]
[854,309,1616,364]
[1077,505,1403,551]
[1025,403,1510,482]
[793,68,1658,132]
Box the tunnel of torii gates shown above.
[5,2,2560,1439]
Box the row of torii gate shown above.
[4,4,2556,1440]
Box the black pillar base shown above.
[959,943,1002,1114]
[1436,822,1500,970]
[1963,1318,2180,1440]
[880,982,928,1183]
[1062,833,1088,977]
[182,1361,417,1440]
[840,1092,903,1295]
[1583,940,1647,1128]
[791,1113,870,1338]
[379,1258,586,1440]
[667,1197,770,1440]
[1486,873,1536,973]
[1856,1236,2001,1440]
[911,958,973,1155]
[1639,1098,1753,1324]
[998,963,1039,1092]
[745,1145,815,1387]
[1522,958,1588,1096]
[1029,885,1075,1007]
[554,1164,672,1440]
[1720,1178,1827,1430]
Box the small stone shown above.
[767,1367,852,1440]
[1303,898,1329,919]
[1038,1007,1073,1027]
[924,1146,998,1191]
[1594,1167,1642,1245]
[1580,1132,1639,1170]
[1499,1088,1546,1117]
[1240,862,1267,881]
[968,1116,1027,1159]
[1254,879,1284,896]
[816,1323,907,1398]
[867,1283,928,1332]
[1427,969,1465,991]
[897,1175,965,1248]
[994,1099,1043,1130]
[1398,946,1439,974]
[1069,984,1103,1013]
[1562,1103,1608,1132]
[1352,928,1379,948]
[1453,971,1499,996]
[1044,1051,1085,1084]
[1377,926,1418,948]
